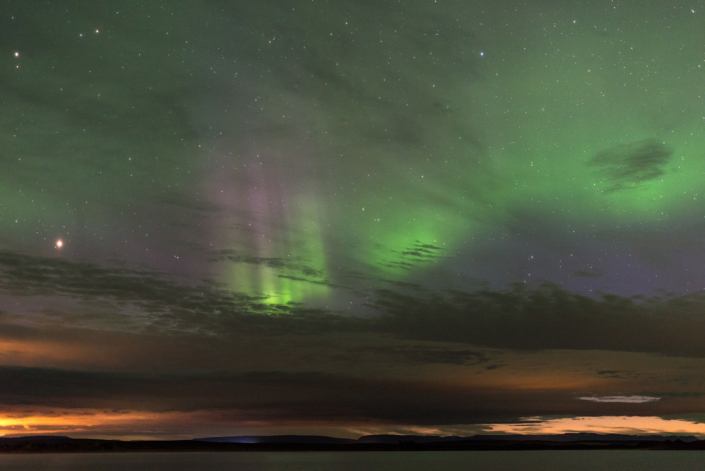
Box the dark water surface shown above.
[1,451,705,471]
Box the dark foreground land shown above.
[2,434,705,453]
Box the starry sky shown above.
[3,0,705,439]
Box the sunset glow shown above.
[0,409,234,440]
[485,416,705,437]
[0,410,158,437]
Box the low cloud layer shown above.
[4,251,705,358]
[578,396,661,404]
[1,250,705,433]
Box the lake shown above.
[1,451,704,470]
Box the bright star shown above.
[56,240,63,248]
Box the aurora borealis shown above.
[3,0,705,439]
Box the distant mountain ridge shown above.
[0,434,702,453]
[194,432,699,444]
[193,435,355,445]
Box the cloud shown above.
[400,242,445,261]
[578,396,661,403]
[367,345,489,366]
[371,283,705,357]
[209,249,330,282]
[2,359,702,429]
[8,250,705,360]
[0,250,355,334]
[5,252,705,428]
[589,139,673,192]
[0,365,650,425]
[276,275,345,290]
[383,242,446,270]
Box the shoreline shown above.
[2,438,704,454]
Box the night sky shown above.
[3,0,705,439]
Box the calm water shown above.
[1,451,704,471]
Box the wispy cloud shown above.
[383,242,445,270]
[589,139,673,192]
[209,249,326,279]
[578,396,660,403]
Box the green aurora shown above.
[4,1,704,304]
[3,0,705,438]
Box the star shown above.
[56,240,63,248]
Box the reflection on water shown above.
[0,451,704,471]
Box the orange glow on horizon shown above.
[4,408,705,440]
[0,409,357,440]
[485,416,705,437]
[0,409,229,440]
[0,410,159,436]
[0,339,86,366]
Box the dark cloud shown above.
[589,139,673,192]
[383,242,446,270]
[7,250,705,358]
[276,275,345,290]
[381,261,416,271]
[1,365,696,424]
[0,250,355,334]
[210,250,326,280]
[400,242,444,261]
[5,251,705,426]
[368,345,489,366]
[372,283,705,357]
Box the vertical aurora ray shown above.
[207,144,331,308]
[230,195,329,307]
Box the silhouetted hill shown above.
[356,434,465,444]
[194,435,355,444]
[468,433,699,443]
[197,433,699,445]
[1,433,703,453]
